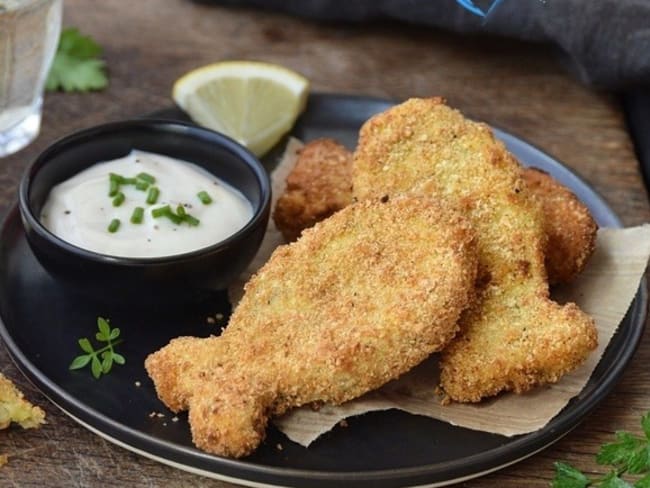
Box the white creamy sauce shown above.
[41,150,254,258]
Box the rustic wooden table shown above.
[1,1,649,486]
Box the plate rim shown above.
[0,92,646,487]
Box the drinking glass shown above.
[0,0,62,157]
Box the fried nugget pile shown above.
[146,97,598,458]
[353,98,597,402]
[274,143,597,285]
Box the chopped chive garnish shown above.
[107,218,120,233]
[197,191,212,205]
[137,172,155,184]
[109,178,119,197]
[112,192,125,207]
[183,214,200,226]
[151,205,198,226]
[130,206,144,224]
[135,179,149,191]
[152,205,181,224]
[151,205,170,219]
[165,209,182,225]
[109,172,157,197]
[146,186,160,204]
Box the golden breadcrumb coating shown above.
[273,138,353,241]
[146,196,478,457]
[0,373,45,430]
[522,167,597,284]
[352,97,597,403]
[274,139,597,285]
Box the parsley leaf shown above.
[552,462,590,488]
[69,317,124,379]
[46,28,108,92]
[552,412,650,488]
[599,472,633,488]
[598,432,650,474]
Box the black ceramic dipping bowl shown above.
[18,119,271,304]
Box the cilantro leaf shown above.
[598,432,641,466]
[69,355,92,370]
[90,356,102,379]
[553,412,650,488]
[96,316,111,341]
[112,353,126,365]
[58,28,102,58]
[78,337,93,353]
[600,471,633,488]
[627,447,650,474]
[101,353,113,374]
[598,432,650,474]
[552,462,591,488]
[46,27,108,92]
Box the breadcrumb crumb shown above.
[0,373,45,430]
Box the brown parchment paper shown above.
[229,138,650,447]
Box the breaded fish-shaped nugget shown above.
[146,195,478,457]
[273,138,353,241]
[352,97,597,403]
[274,140,597,285]
[522,167,597,284]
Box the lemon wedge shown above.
[172,61,309,157]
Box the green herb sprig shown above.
[46,27,108,92]
[552,411,650,487]
[69,317,125,379]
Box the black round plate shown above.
[0,94,646,487]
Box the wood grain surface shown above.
[1,1,648,486]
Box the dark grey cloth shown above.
[201,0,650,89]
